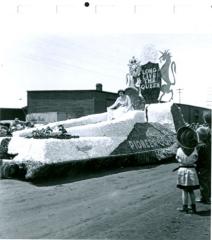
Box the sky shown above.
[0,1,212,109]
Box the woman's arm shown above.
[108,97,120,110]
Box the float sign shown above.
[111,123,175,155]
[139,62,161,104]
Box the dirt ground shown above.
[0,162,210,240]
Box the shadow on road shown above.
[196,209,211,217]
[31,162,174,187]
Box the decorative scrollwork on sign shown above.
[158,50,176,102]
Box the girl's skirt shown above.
[177,166,200,190]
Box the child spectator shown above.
[176,126,199,213]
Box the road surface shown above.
[0,162,210,239]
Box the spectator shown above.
[175,126,199,214]
[195,111,211,204]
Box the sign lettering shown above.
[110,123,176,156]
[128,135,174,151]
[139,62,161,103]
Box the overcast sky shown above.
[0,5,212,109]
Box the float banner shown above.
[111,122,175,155]
[140,62,161,104]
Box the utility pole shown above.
[176,88,183,103]
[206,87,212,108]
[18,98,26,120]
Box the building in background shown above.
[0,84,211,125]
[0,108,26,121]
[26,84,117,123]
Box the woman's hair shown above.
[117,89,125,95]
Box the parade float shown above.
[0,48,178,181]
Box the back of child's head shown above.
[196,126,210,143]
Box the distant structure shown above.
[176,88,183,103]
[26,84,117,123]
[0,108,26,121]
[0,85,210,125]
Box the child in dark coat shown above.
[196,126,211,204]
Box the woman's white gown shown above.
[107,95,133,120]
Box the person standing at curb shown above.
[196,126,211,204]
[196,111,211,204]
[175,126,200,214]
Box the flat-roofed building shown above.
[27,84,117,123]
[0,108,26,121]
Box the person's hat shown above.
[196,126,210,142]
[177,126,198,149]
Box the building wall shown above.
[26,112,71,124]
[2,90,211,125]
[27,91,96,118]
[0,108,25,121]
[27,90,117,119]
[27,90,211,124]
[94,91,117,113]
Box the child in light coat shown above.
[176,126,199,213]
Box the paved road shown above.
[0,162,210,239]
